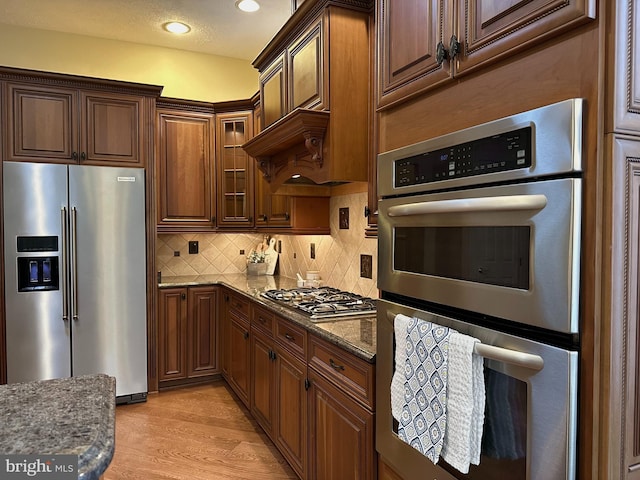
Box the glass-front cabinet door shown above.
[216,112,254,227]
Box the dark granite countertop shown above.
[159,274,376,362]
[0,374,116,480]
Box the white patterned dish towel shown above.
[391,314,486,474]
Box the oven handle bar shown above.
[386,194,548,216]
[386,311,545,371]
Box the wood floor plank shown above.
[103,381,298,480]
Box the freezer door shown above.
[69,165,147,397]
[3,162,71,383]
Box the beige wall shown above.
[0,24,258,102]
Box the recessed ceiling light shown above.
[163,21,191,34]
[236,0,260,13]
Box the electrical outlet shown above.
[173,251,180,257]
[339,207,349,229]
[188,241,199,254]
[310,243,316,259]
[240,249,245,255]
[360,254,373,279]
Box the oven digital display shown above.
[395,127,532,187]
[394,226,530,290]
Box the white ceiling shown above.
[0,0,292,61]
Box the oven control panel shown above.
[395,126,532,187]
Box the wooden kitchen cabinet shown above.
[158,286,219,387]
[376,0,596,109]
[247,1,370,188]
[156,101,216,231]
[250,308,308,478]
[223,292,251,407]
[251,306,276,437]
[259,54,287,129]
[216,112,255,228]
[158,288,188,382]
[307,334,375,480]
[3,82,147,166]
[308,369,374,480]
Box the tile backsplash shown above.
[157,192,378,298]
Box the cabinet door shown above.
[458,0,595,75]
[216,112,254,227]
[187,286,219,377]
[228,314,251,407]
[157,110,215,229]
[289,19,324,111]
[377,0,453,108]
[158,288,188,382]
[80,91,144,166]
[259,54,287,128]
[308,370,374,480]
[4,83,78,162]
[251,331,275,437]
[275,347,307,479]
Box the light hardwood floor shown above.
[103,381,298,480]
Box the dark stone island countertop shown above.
[159,274,377,362]
[0,374,116,480]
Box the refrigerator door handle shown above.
[71,206,78,321]
[61,207,69,321]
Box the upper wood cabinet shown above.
[216,111,255,228]
[246,0,372,189]
[3,83,148,166]
[156,100,216,231]
[259,54,287,129]
[377,0,596,109]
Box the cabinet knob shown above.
[181,292,186,300]
[448,35,461,60]
[304,378,311,391]
[248,216,253,222]
[284,212,290,221]
[261,214,268,221]
[80,152,87,161]
[436,41,447,66]
[72,151,78,161]
[284,333,294,341]
[243,331,249,340]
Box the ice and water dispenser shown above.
[16,236,59,292]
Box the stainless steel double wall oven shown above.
[376,99,584,480]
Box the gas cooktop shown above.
[262,287,377,321]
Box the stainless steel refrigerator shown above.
[3,161,147,402]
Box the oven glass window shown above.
[441,369,527,479]
[394,226,530,289]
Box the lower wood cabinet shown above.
[307,369,375,480]
[251,307,308,479]
[158,286,219,388]
[221,291,375,480]
[222,291,252,407]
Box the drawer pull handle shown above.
[329,359,345,371]
[259,317,266,324]
[284,333,294,341]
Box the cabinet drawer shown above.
[252,305,274,336]
[228,293,250,320]
[275,317,306,358]
[309,335,375,409]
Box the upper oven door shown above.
[378,177,581,334]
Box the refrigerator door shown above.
[69,165,147,397]
[3,162,71,383]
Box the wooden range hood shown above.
[241,0,371,192]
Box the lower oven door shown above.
[376,299,578,480]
